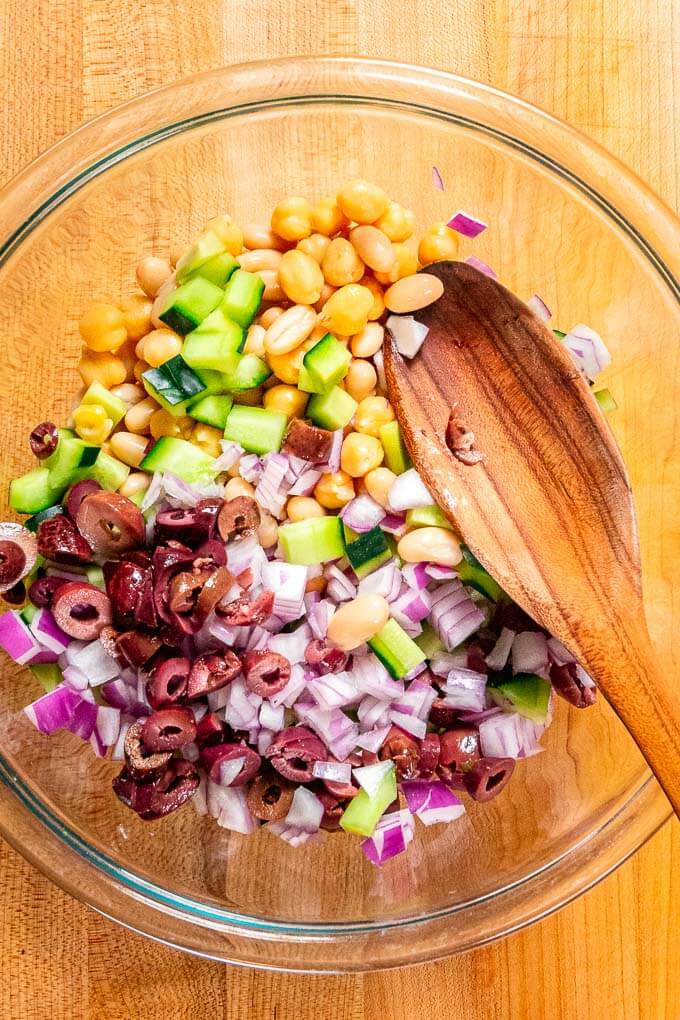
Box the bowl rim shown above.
[0,56,676,970]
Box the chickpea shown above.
[109,431,149,468]
[191,423,223,458]
[141,329,183,368]
[321,238,364,287]
[136,256,173,298]
[258,512,279,549]
[314,282,336,312]
[314,470,355,509]
[133,359,150,384]
[263,384,309,420]
[278,249,324,305]
[354,395,395,437]
[118,472,151,499]
[337,179,390,224]
[79,302,128,353]
[225,477,255,500]
[320,284,374,337]
[120,293,153,341]
[374,242,418,285]
[286,496,326,521]
[311,197,348,237]
[77,351,127,389]
[340,432,384,477]
[418,222,460,265]
[297,233,330,264]
[344,359,377,402]
[351,322,384,359]
[258,306,285,329]
[111,382,146,406]
[375,202,416,242]
[149,409,192,440]
[204,214,244,255]
[233,387,264,407]
[327,594,390,651]
[244,323,266,357]
[116,339,138,382]
[364,466,397,508]
[73,403,114,445]
[271,197,313,242]
[266,335,317,385]
[124,395,158,434]
[242,224,288,251]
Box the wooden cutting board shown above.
[0,1,677,1017]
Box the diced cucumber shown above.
[21,603,39,624]
[188,394,234,430]
[45,432,99,490]
[127,490,145,507]
[406,505,452,530]
[175,230,226,283]
[183,310,245,370]
[85,565,105,590]
[415,621,445,659]
[80,381,127,426]
[84,450,130,491]
[221,354,271,392]
[379,420,410,474]
[25,504,64,532]
[220,270,265,328]
[279,516,346,566]
[339,764,396,837]
[223,405,286,455]
[458,546,504,602]
[344,525,391,579]
[188,251,239,287]
[307,386,358,430]
[368,618,426,679]
[488,673,551,723]
[140,436,216,483]
[9,468,61,514]
[297,363,325,394]
[159,277,224,335]
[302,334,351,392]
[30,663,63,694]
[142,355,207,417]
[594,388,617,413]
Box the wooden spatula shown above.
[384,259,680,816]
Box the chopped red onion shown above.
[255,453,291,518]
[429,580,483,648]
[442,667,488,712]
[308,598,335,639]
[216,756,246,787]
[546,636,574,666]
[352,759,394,797]
[62,665,89,691]
[65,639,119,686]
[30,609,71,655]
[512,631,549,674]
[479,710,546,759]
[270,662,307,708]
[94,704,120,748]
[324,563,357,603]
[257,728,274,755]
[268,820,318,847]
[394,678,437,720]
[238,453,264,484]
[361,809,414,866]
[340,495,386,533]
[312,759,352,784]
[373,349,386,392]
[391,588,432,624]
[425,563,458,581]
[401,779,465,826]
[140,471,164,511]
[380,512,407,536]
[465,255,497,279]
[402,562,430,590]
[285,786,324,832]
[357,695,391,731]
[321,430,343,475]
[261,560,307,622]
[214,440,244,473]
[67,697,99,740]
[308,671,359,710]
[458,705,502,724]
[352,653,404,700]
[387,469,433,512]
[226,533,260,577]
[268,625,311,664]
[485,627,516,671]
[24,684,80,734]
[358,560,401,600]
[259,700,285,732]
[0,611,49,665]
[527,294,552,322]
[432,165,445,191]
[447,209,487,237]
[289,468,322,496]
[430,649,467,676]
[563,323,611,380]
[385,314,430,360]
[163,472,223,508]
[388,709,427,739]
[111,718,131,762]
[207,780,257,834]
[45,565,87,581]
[356,723,392,753]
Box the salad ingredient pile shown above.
[0,179,610,865]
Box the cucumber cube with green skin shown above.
[140,436,216,483]
[82,450,130,491]
[185,251,239,287]
[221,354,271,392]
[159,277,224,335]
[458,546,505,602]
[220,270,265,328]
[278,516,346,566]
[368,619,426,679]
[21,603,39,625]
[223,405,286,454]
[30,663,63,693]
[344,525,391,578]
[415,621,445,659]
[183,314,245,372]
[297,363,326,394]
[188,394,234,430]
[45,432,100,490]
[302,333,351,392]
[488,673,551,724]
[9,468,61,514]
[142,355,207,417]
[406,505,452,530]
[80,380,127,426]
[379,420,410,474]
[175,230,226,283]
[339,764,396,837]
[307,386,358,430]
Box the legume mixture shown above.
[0,179,610,864]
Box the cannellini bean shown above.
[350,322,384,358]
[397,527,463,566]
[327,594,390,651]
[237,249,283,272]
[384,273,444,313]
[350,225,396,273]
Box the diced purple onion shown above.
[214,440,244,473]
[24,684,80,734]
[380,513,407,536]
[447,209,487,238]
[512,631,549,674]
[355,723,392,752]
[358,560,401,600]
[373,349,386,392]
[307,598,335,639]
[485,627,515,671]
[361,809,414,866]
[255,453,291,518]
[111,718,132,761]
[94,704,120,748]
[402,562,430,590]
[261,560,307,623]
[401,779,466,826]
[527,294,552,322]
[269,662,307,708]
[322,431,343,475]
[387,469,433,512]
[65,639,119,686]
[285,786,325,832]
[226,532,260,576]
[391,588,432,625]
[308,671,359,710]
[206,780,257,834]
[340,495,386,533]
[352,759,394,797]
[312,759,352,784]
[465,255,497,279]
[0,611,47,665]
[388,710,427,738]
[289,469,322,496]
[267,625,311,664]
[479,710,545,759]
[30,609,71,655]
[357,695,391,731]
[442,667,488,712]
[563,323,611,381]
[425,564,457,581]
[385,314,430,360]
[268,820,318,847]
[259,700,285,732]
[238,454,264,484]
[352,653,404,700]
[393,678,437,720]
[67,697,99,740]
[62,665,90,691]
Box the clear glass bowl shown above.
[0,58,677,972]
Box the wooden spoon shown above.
[384,260,680,816]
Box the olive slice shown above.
[75,491,145,558]
[0,523,38,594]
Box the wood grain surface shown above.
[0,1,678,1017]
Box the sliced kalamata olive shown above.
[193,540,227,567]
[186,650,241,700]
[194,497,223,538]
[194,567,233,622]
[141,706,197,752]
[76,491,145,559]
[419,732,441,776]
[438,765,466,791]
[215,590,274,625]
[429,698,460,729]
[28,575,68,608]
[236,567,253,588]
[51,581,112,640]
[29,421,59,459]
[242,650,290,697]
[116,628,162,668]
[37,514,92,565]
[282,419,333,463]
[64,479,101,521]
[264,726,327,783]
[106,558,156,628]
[439,725,481,769]
[2,581,26,605]
[491,601,543,634]
[123,720,172,779]
[463,756,515,802]
[200,742,261,786]
[0,523,38,592]
[466,638,494,674]
[316,789,345,831]
[246,770,295,821]
[146,656,191,709]
[113,759,199,820]
[550,661,597,708]
[154,508,203,547]
[379,725,420,779]
[152,542,196,623]
[195,712,228,749]
[304,639,348,674]
[216,496,260,542]
[98,624,122,661]
[167,570,203,614]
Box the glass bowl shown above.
[0,57,677,973]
